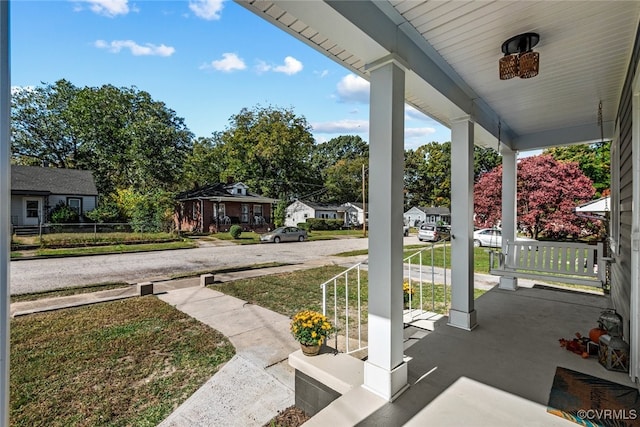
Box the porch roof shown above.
[236,0,640,151]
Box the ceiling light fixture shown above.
[499,32,540,80]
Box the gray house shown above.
[403,206,450,227]
[11,165,98,226]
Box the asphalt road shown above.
[10,237,374,295]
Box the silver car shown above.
[260,226,308,243]
[473,228,502,248]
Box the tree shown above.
[543,142,610,197]
[474,155,597,239]
[403,142,500,210]
[11,80,81,168]
[212,105,319,200]
[11,80,194,195]
[181,137,225,188]
[312,135,369,203]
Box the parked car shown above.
[473,228,502,248]
[260,226,308,243]
[418,224,439,242]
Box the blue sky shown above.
[10,0,451,149]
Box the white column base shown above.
[363,360,409,402]
[448,309,478,331]
[499,276,518,291]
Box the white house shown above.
[340,202,365,226]
[11,165,98,226]
[403,206,450,227]
[284,200,344,227]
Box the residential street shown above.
[10,237,373,295]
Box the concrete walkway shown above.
[156,286,298,427]
[9,255,509,426]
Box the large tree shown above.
[12,80,193,195]
[543,142,610,197]
[404,142,501,210]
[311,135,368,203]
[474,154,597,239]
[211,105,319,199]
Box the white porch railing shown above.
[320,239,451,355]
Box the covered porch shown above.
[295,284,635,425]
[234,0,640,421]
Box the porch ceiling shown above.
[236,0,640,151]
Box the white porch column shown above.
[363,56,408,401]
[448,117,477,330]
[499,146,518,291]
[0,1,10,424]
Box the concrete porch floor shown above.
[303,285,635,426]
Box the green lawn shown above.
[10,297,235,427]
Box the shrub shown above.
[305,218,343,231]
[49,201,79,224]
[296,223,310,231]
[229,225,242,239]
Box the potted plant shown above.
[403,280,415,309]
[290,310,334,356]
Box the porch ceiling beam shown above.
[513,121,615,151]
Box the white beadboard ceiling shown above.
[236,0,640,151]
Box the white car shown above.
[473,228,502,248]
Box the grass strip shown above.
[10,297,235,427]
[10,282,132,303]
[32,240,196,257]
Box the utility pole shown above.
[362,164,366,237]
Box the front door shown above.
[241,204,249,223]
[23,197,42,226]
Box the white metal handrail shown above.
[319,238,451,355]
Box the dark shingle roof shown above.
[11,165,98,195]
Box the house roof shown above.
[238,1,640,152]
[291,200,345,211]
[575,196,610,215]
[11,165,98,196]
[176,183,278,204]
[406,206,450,216]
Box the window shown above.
[253,205,263,216]
[26,200,39,218]
[192,201,199,220]
[241,204,249,223]
[67,198,81,214]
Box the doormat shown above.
[547,366,640,426]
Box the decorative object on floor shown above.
[558,332,590,358]
[547,366,640,427]
[599,334,630,372]
[290,310,334,356]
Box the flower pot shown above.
[300,343,321,356]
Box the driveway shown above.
[10,238,372,295]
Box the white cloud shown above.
[312,119,368,134]
[274,56,303,75]
[201,53,246,72]
[405,127,437,138]
[336,74,369,103]
[255,56,303,75]
[76,0,130,17]
[189,0,224,20]
[94,40,175,57]
[315,69,329,78]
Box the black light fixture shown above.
[499,32,540,80]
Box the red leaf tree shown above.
[474,155,597,239]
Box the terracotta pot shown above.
[300,343,320,356]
